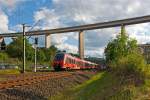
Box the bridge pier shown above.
[45,33,51,48]
[79,30,84,59]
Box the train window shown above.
[68,58,70,63]
[72,59,74,64]
[85,63,88,67]
[67,58,69,63]
[55,54,64,61]
[82,62,84,66]
[70,58,72,63]
[77,61,80,67]
[74,60,76,64]
[69,58,72,63]
[80,62,82,67]
[66,57,69,63]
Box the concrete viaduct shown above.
[1,15,150,59]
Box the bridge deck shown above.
[1,15,150,37]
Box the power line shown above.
[27,20,41,40]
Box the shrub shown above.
[111,53,147,86]
[0,52,9,61]
[116,53,145,72]
[105,26,147,85]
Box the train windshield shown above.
[54,54,64,61]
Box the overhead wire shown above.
[27,19,41,40]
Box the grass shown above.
[0,69,20,75]
[51,71,150,100]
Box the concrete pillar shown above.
[79,30,84,59]
[45,33,51,48]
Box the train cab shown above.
[53,53,65,70]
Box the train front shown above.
[53,53,64,71]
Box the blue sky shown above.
[0,0,150,57]
[8,0,52,29]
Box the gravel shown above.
[0,71,95,100]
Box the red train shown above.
[53,53,98,70]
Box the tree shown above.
[105,26,147,85]
[6,36,34,61]
[41,45,58,67]
[104,26,138,63]
[69,53,80,58]
[37,49,46,62]
[0,52,8,61]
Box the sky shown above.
[0,0,150,57]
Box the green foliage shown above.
[51,71,150,100]
[0,52,21,65]
[49,45,58,67]
[50,25,149,99]
[105,26,147,86]
[104,26,146,72]
[0,52,9,61]
[5,36,58,69]
[37,49,46,62]
[105,26,138,63]
[0,69,20,75]
[111,53,146,85]
[51,72,133,100]
[69,53,80,58]
[41,45,58,67]
[6,36,34,61]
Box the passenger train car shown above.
[53,53,98,70]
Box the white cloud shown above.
[0,0,24,8]
[34,8,61,29]
[10,24,22,32]
[0,10,9,33]
[32,0,150,57]
[0,0,25,33]
[51,34,68,45]
[85,48,105,58]
[56,43,78,54]
[33,8,79,55]
[127,23,150,44]
[51,0,150,57]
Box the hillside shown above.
[51,71,150,100]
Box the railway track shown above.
[0,72,72,90]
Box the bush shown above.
[105,26,147,85]
[37,49,46,62]
[112,53,145,71]
[110,53,147,86]
[0,52,9,61]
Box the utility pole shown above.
[22,24,26,73]
[34,37,38,72]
